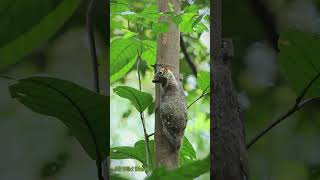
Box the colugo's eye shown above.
[159,71,163,75]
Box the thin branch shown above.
[147,132,155,138]
[187,86,209,109]
[86,0,103,179]
[180,35,197,77]
[86,0,100,94]
[247,72,320,149]
[137,50,152,173]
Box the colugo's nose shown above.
[152,76,159,83]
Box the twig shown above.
[137,50,152,173]
[86,0,100,93]
[180,35,197,77]
[86,0,104,179]
[247,72,320,149]
[147,132,155,138]
[187,86,209,109]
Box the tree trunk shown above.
[211,0,248,179]
[154,0,181,169]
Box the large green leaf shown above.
[111,140,155,170]
[146,155,209,180]
[110,38,141,83]
[278,29,320,97]
[0,0,81,71]
[113,86,153,113]
[110,137,196,171]
[8,77,108,160]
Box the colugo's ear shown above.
[163,66,168,73]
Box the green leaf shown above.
[191,15,203,29]
[110,140,155,170]
[197,71,210,92]
[8,77,108,160]
[152,21,170,34]
[111,17,125,31]
[179,137,197,165]
[279,29,320,97]
[110,137,196,171]
[139,4,159,22]
[110,174,129,180]
[113,86,153,112]
[171,14,183,27]
[142,40,157,66]
[146,156,209,180]
[193,22,209,33]
[111,0,129,13]
[147,101,155,115]
[123,31,138,39]
[110,38,140,83]
[179,13,198,33]
[0,0,81,71]
[183,5,201,13]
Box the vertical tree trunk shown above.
[154,0,181,169]
[211,0,248,179]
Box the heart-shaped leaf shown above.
[113,86,153,113]
[9,76,108,160]
[111,140,155,170]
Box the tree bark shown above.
[154,0,181,169]
[211,0,248,179]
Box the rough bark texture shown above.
[154,0,181,169]
[211,0,248,179]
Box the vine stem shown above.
[86,0,104,179]
[247,71,320,149]
[136,49,152,173]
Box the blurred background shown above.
[1,0,320,180]
[0,0,106,179]
[224,0,320,180]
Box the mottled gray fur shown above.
[153,67,187,151]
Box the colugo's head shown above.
[152,66,173,84]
